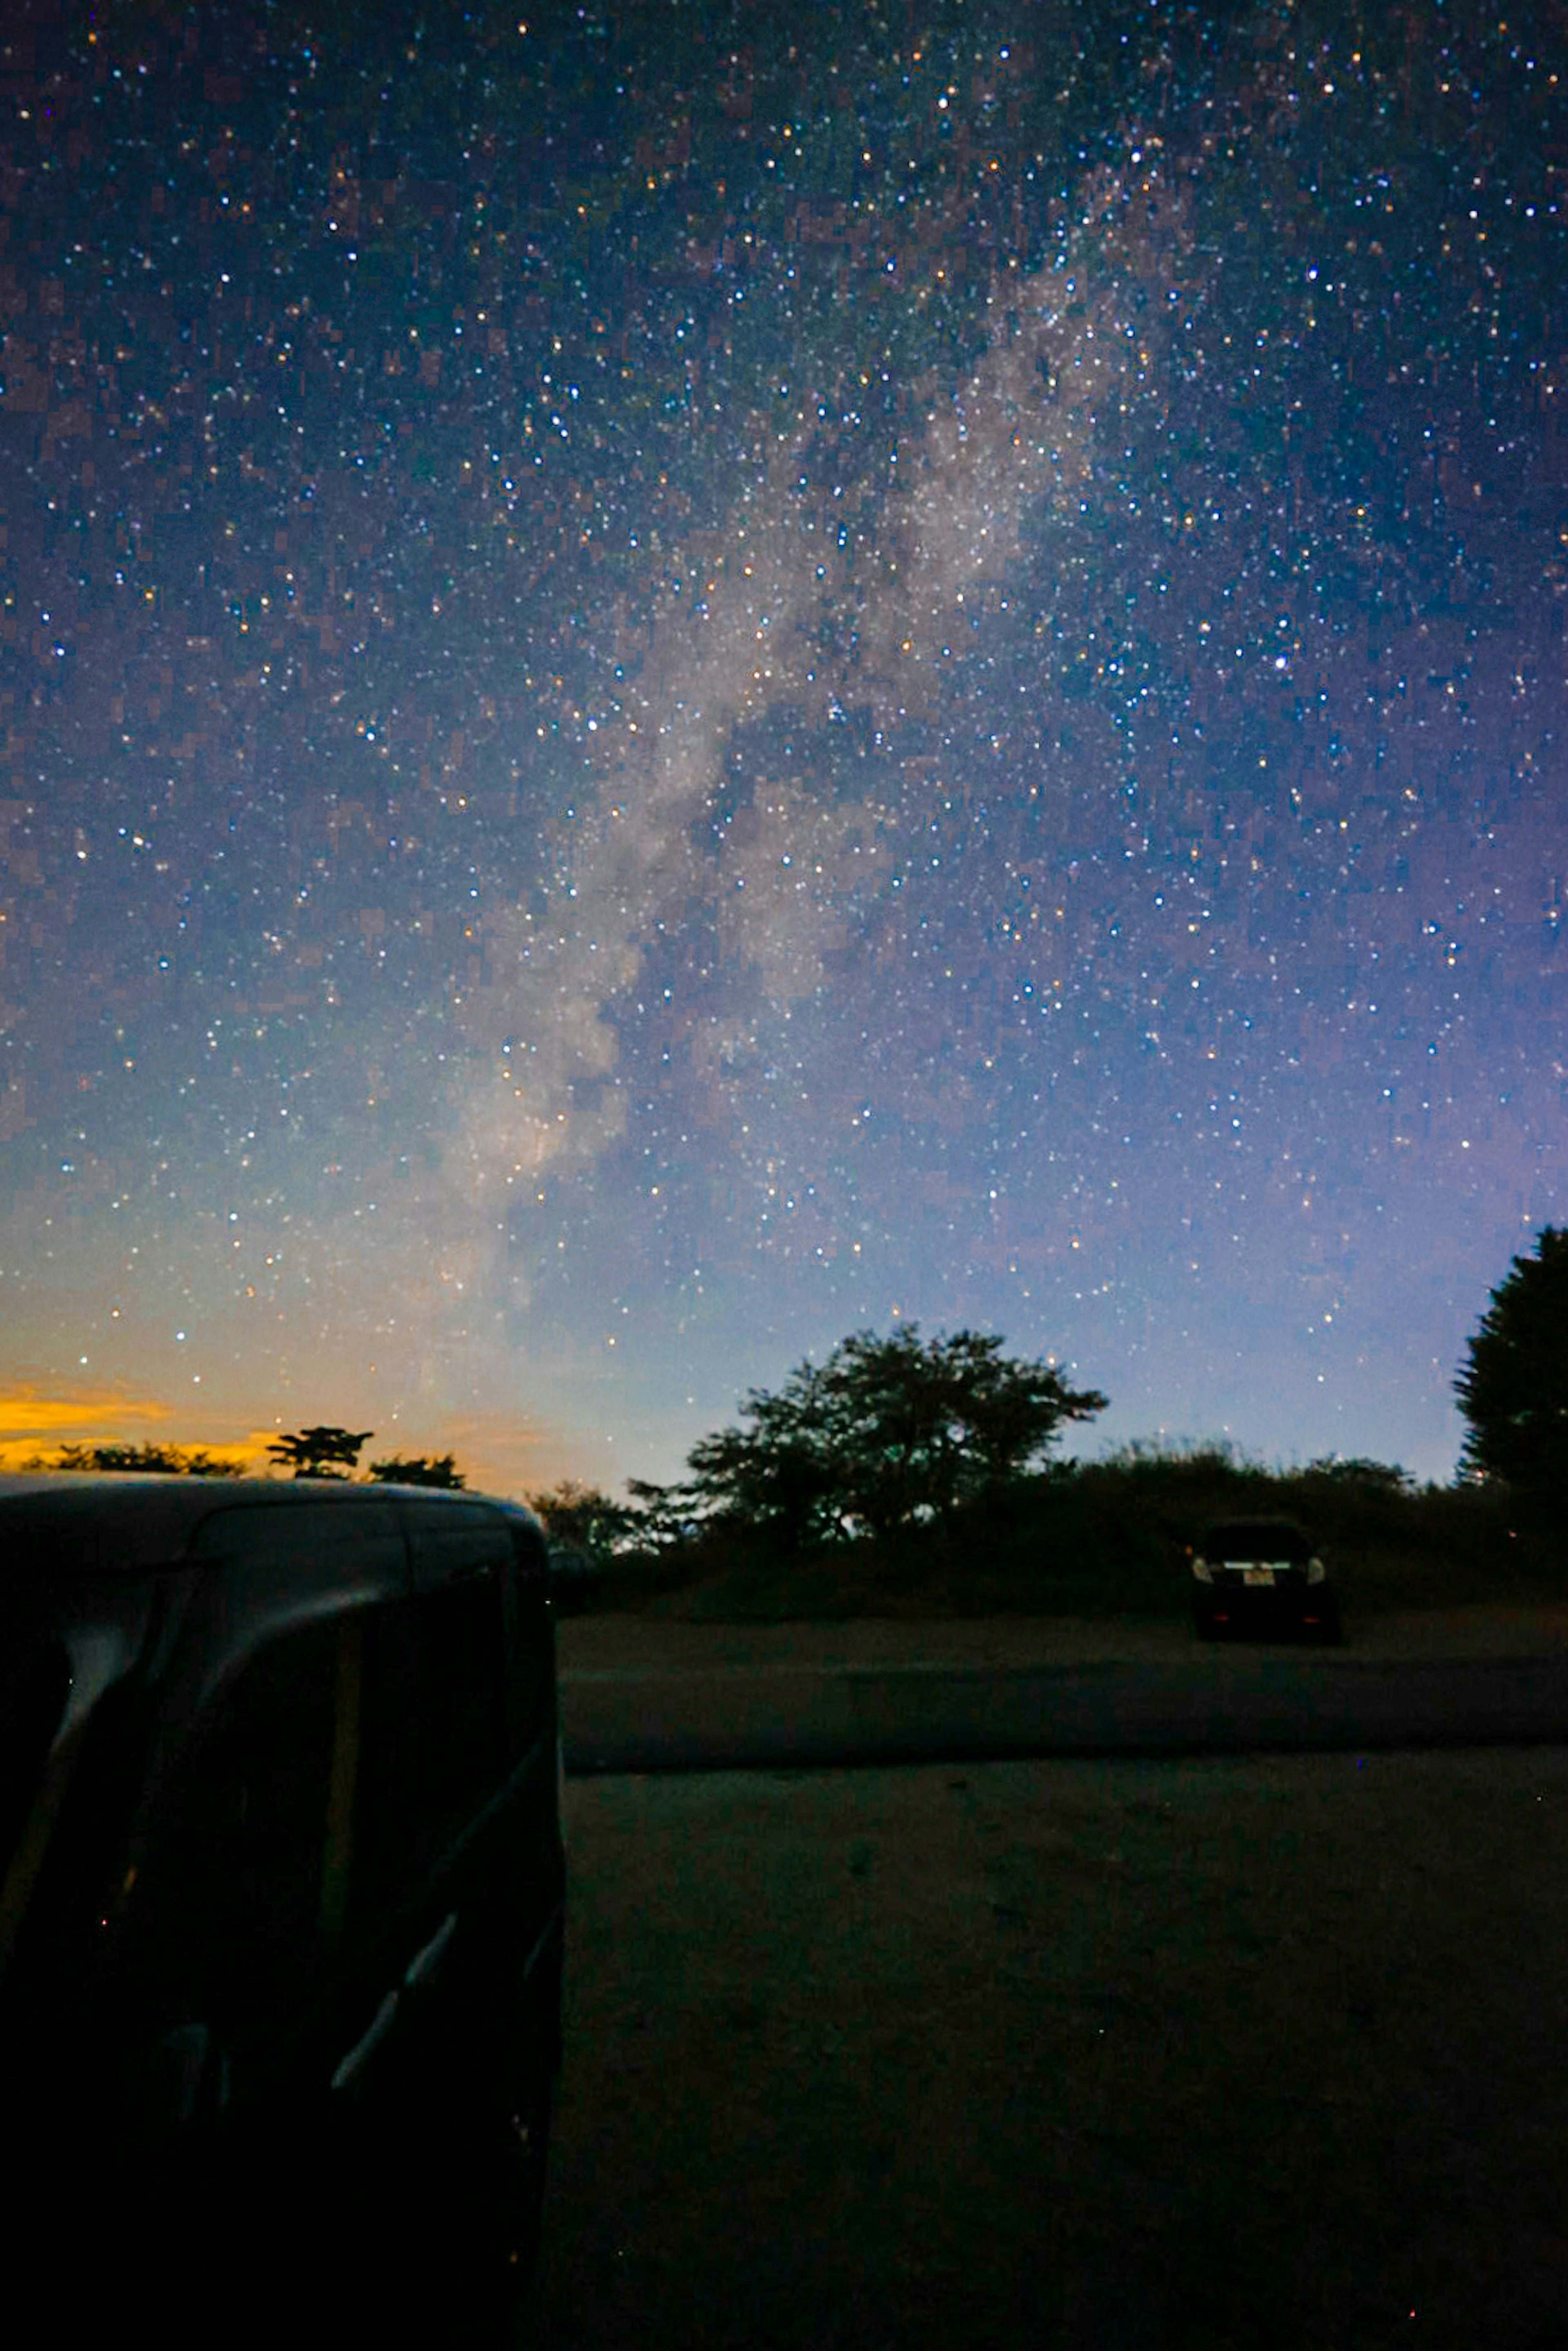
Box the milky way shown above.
[0,0,1563,1490]
[451,145,1183,1179]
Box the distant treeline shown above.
[541,1446,1551,1625]
[20,1431,465,1486]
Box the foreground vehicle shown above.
[0,1474,564,2341]
[1189,1515,1341,1641]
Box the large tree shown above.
[685,1374,848,1554]
[687,1325,1107,1547]
[1455,1228,1568,1496]
[621,1477,704,1552]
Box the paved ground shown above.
[528,1609,1568,2347]
[556,1607,1568,1773]
[533,1738,1568,2350]
[557,1602,1568,1678]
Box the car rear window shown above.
[1200,1523,1312,1563]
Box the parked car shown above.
[546,1540,602,1616]
[0,1474,564,2342]
[1188,1515,1341,1641]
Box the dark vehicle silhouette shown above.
[0,1474,564,2342]
[545,1541,601,1617]
[1189,1515,1341,1642]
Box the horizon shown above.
[0,1332,1483,1499]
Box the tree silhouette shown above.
[686,1378,846,1553]
[523,1481,636,1556]
[621,1477,703,1550]
[40,1441,244,1476]
[366,1452,466,1489]
[1455,1227,1568,1497]
[686,1324,1107,1547]
[180,1450,247,1478]
[265,1426,374,1480]
[1305,1456,1414,1495]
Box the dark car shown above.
[545,1541,601,1617]
[0,1474,564,2342]
[1189,1515,1341,1641]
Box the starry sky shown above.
[0,0,1563,1497]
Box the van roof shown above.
[0,1476,539,1576]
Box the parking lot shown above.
[534,1741,1568,2349]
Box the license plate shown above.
[1242,1566,1275,1586]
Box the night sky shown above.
[1,0,1563,1496]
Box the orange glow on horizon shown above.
[0,1387,272,1473]
[0,1390,575,1497]
[0,1385,176,1440]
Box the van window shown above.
[123,1615,353,2048]
[372,1503,512,1875]
[0,1637,71,1893]
[187,1498,405,1598]
[409,1569,506,1856]
[404,1501,511,1592]
[503,1517,551,1756]
[350,1575,505,1923]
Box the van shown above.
[0,1474,564,2340]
